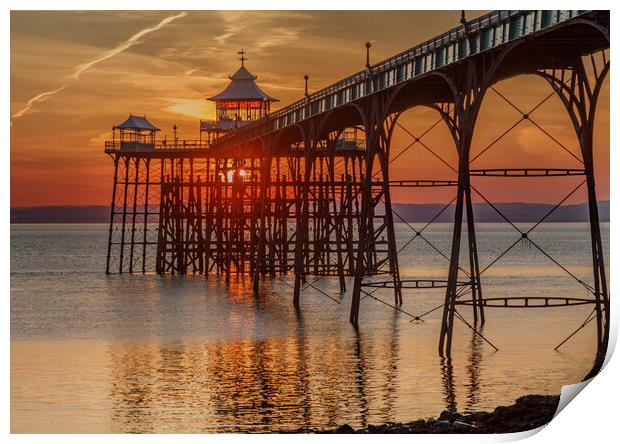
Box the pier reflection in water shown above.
[439,330,484,416]
[97,276,586,433]
[106,285,399,433]
[10,223,604,433]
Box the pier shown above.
[104,10,610,376]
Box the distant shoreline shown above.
[10,201,609,224]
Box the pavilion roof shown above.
[208,66,279,102]
[113,114,160,131]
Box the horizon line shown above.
[10,200,610,210]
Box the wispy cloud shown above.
[214,11,249,46]
[11,12,187,125]
[254,27,302,53]
[213,11,306,52]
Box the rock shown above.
[332,424,355,434]
[321,394,560,434]
[453,420,477,429]
[438,410,460,421]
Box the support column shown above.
[155,159,166,274]
[350,101,402,325]
[438,156,468,356]
[350,129,376,325]
[327,134,347,293]
[541,54,610,377]
[378,123,403,306]
[438,58,494,356]
[254,140,271,295]
[142,158,151,274]
[293,136,314,308]
[465,184,484,325]
[128,157,140,274]
[105,154,120,274]
[118,157,131,273]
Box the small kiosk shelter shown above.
[113,114,160,150]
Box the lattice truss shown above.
[107,156,161,275]
[289,138,367,271]
[356,111,461,319]
[106,143,369,285]
[461,52,608,366]
[282,133,369,305]
[349,52,609,373]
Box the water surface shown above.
[11,223,608,432]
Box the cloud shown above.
[254,27,302,54]
[214,11,250,45]
[212,11,306,52]
[11,12,187,125]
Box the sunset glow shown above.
[10,11,609,206]
[10,9,612,435]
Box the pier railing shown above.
[104,139,211,153]
[213,10,588,146]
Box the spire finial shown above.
[238,49,247,67]
[304,74,309,97]
[365,42,372,68]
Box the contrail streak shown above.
[10,85,67,123]
[11,12,187,125]
[72,12,187,80]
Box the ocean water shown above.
[10,222,609,433]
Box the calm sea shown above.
[10,222,609,433]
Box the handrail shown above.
[212,10,589,146]
[104,140,211,152]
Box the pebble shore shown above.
[321,395,560,434]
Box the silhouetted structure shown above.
[200,50,278,143]
[104,10,609,377]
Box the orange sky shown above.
[10,10,609,207]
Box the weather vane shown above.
[238,49,247,67]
